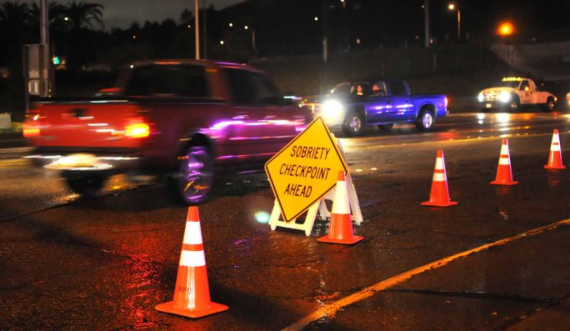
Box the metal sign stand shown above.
[268,138,364,236]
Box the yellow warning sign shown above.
[265,117,349,222]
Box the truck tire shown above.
[415,110,435,131]
[542,97,555,112]
[377,124,394,132]
[169,145,214,205]
[342,111,365,136]
[62,171,107,197]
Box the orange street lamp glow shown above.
[498,22,514,36]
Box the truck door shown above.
[222,68,268,162]
[519,80,533,105]
[252,71,304,155]
[223,68,302,163]
[365,81,393,123]
[387,81,414,121]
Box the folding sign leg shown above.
[269,199,321,236]
[269,200,281,231]
[334,137,364,226]
[346,173,364,226]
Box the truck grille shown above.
[482,92,499,102]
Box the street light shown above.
[447,2,461,41]
[498,22,515,36]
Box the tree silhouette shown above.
[62,1,105,71]
[64,1,104,30]
[0,1,34,67]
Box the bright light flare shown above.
[254,212,270,224]
[496,113,511,124]
[125,123,150,138]
[498,22,515,36]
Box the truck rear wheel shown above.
[170,145,214,205]
[342,111,365,136]
[62,171,107,197]
[543,97,555,112]
[415,110,435,131]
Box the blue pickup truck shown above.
[309,80,448,136]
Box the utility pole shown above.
[40,0,52,96]
[40,0,49,45]
[322,0,328,63]
[194,0,200,59]
[424,0,430,48]
[203,0,208,59]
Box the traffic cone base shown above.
[544,164,566,170]
[155,300,228,319]
[490,179,518,186]
[421,200,458,207]
[318,235,363,244]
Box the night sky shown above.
[13,0,245,29]
[75,0,244,29]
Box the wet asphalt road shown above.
[2,111,570,330]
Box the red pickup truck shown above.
[24,60,312,204]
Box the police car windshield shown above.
[498,81,520,88]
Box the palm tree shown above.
[61,1,105,71]
[0,1,33,67]
[64,1,104,31]
[30,2,68,33]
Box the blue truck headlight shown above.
[321,100,345,119]
[499,92,512,103]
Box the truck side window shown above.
[351,83,370,97]
[520,81,530,91]
[389,81,408,96]
[125,64,209,98]
[224,68,257,106]
[251,72,282,106]
[371,81,387,97]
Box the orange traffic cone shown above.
[490,138,518,185]
[545,129,566,170]
[155,207,228,318]
[421,150,458,207]
[318,171,363,245]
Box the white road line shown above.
[282,218,570,331]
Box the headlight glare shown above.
[321,100,344,117]
[499,92,512,103]
[477,93,484,102]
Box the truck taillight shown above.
[445,97,448,107]
[125,122,150,138]
[23,124,40,137]
[23,111,40,138]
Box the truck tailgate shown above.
[28,101,148,149]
